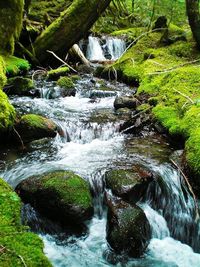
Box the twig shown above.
[46,50,77,73]
[31,69,47,82]
[148,59,200,75]
[170,159,200,222]
[120,27,168,58]
[120,107,151,134]
[13,127,25,150]
[173,89,195,104]
[0,245,27,267]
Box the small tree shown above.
[186,0,200,48]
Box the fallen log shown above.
[33,0,112,63]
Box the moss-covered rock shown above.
[0,0,24,55]
[105,166,154,203]
[3,56,30,76]
[15,114,57,143]
[16,171,94,227]
[47,67,70,80]
[57,76,76,96]
[0,56,6,88]
[106,197,151,257]
[0,178,51,266]
[5,76,36,96]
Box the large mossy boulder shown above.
[57,76,76,97]
[105,165,154,203]
[5,76,37,96]
[106,197,151,257]
[16,171,94,227]
[15,114,57,143]
[0,178,51,266]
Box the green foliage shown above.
[3,56,30,76]
[57,76,75,89]
[0,178,52,266]
[0,0,24,55]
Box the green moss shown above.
[7,77,34,95]
[20,114,56,130]
[0,0,24,55]
[47,67,70,80]
[0,90,16,133]
[0,178,51,266]
[29,0,73,23]
[41,171,92,209]
[57,76,75,89]
[0,56,7,88]
[3,56,30,76]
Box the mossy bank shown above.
[98,25,200,194]
[0,178,51,266]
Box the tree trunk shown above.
[33,0,112,63]
[186,0,200,48]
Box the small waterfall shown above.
[106,38,126,60]
[144,164,200,252]
[86,36,106,61]
[86,36,126,62]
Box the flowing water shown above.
[0,74,200,267]
[86,36,126,61]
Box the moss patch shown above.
[6,77,34,95]
[57,76,75,89]
[0,178,51,266]
[47,67,70,80]
[3,56,30,77]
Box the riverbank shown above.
[97,25,200,195]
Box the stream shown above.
[0,37,200,266]
[0,74,199,267]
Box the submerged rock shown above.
[114,96,138,110]
[105,165,154,203]
[5,76,39,97]
[106,196,151,257]
[57,76,76,96]
[16,170,94,228]
[15,114,57,143]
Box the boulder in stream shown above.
[106,196,151,257]
[15,114,57,143]
[114,96,139,110]
[16,170,94,228]
[57,76,76,96]
[105,165,154,203]
[47,67,70,80]
[4,76,39,97]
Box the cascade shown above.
[1,76,200,267]
[85,36,126,61]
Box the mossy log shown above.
[33,0,112,63]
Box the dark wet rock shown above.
[106,196,151,257]
[57,77,76,96]
[114,96,139,110]
[47,67,70,80]
[105,165,154,203]
[15,114,57,143]
[89,109,118,124]
[16,170,94,228]
[4,76,39,97]
[153,16,167,30]
[119,110,152,135]
[89,90,116,99]
[76,64,94,74]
